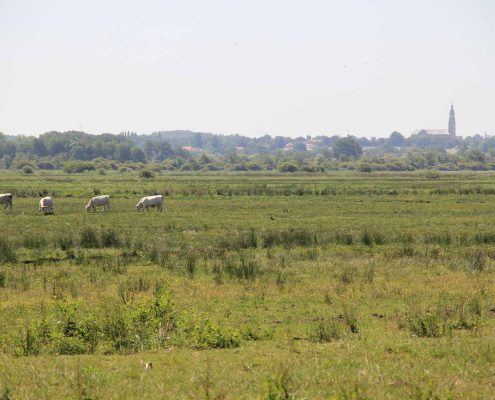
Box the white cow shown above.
[85,195,110,212]
[0,193,13,210]
[136,195,163,212]
[39,196,54,214]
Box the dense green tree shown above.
[131,147,146,163]
[115,143,132,162]
[388,131,405,147]
[192,133,204,148]
[293,141,307,152]
[333,136,363,160]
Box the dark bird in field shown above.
[270,216,274,220]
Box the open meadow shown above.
[0,171,494,399]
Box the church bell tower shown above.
[448,104,456,136]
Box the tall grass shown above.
[0,237,16,263]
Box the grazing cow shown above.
[136,195,163,212]
[0,193,13,210]
[85,195,110,212]
[39,196,54,214]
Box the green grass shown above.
[0,170,494,399]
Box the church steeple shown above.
[448,104,456,136]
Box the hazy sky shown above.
[1,0,494,138]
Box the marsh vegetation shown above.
[0,171,494,399]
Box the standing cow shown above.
[39,196,54,214]
[85,195,110,212]
[0,193,13,210]
[136,195,164,212]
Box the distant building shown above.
[283,142,294,151]
[412,129,449,136]
[412,104,457,137]
[305,138,321,152]
[448,104,456,135]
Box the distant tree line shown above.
[1,129,495,173]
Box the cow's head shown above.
[136,201,143,211]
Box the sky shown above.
[0,0,494,138]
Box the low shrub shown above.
[219,229,258,250]
[230,252,261,281]
[465,250,486,272]
[262,369,295,400]
[261,228,316,248]
[63,161,96,174]
[309,319,347,342]
[100,229,120,248]
[22,236,47,249]
[11,289,177,356]
[406,312,446,338]
[139,170,155,179]
[55,235,74,251]
[334,231,354,245]
[0,237,16,264]
[175,316,242,349]
[79,228,100,248]
[360,229,385,246]
[55,336,88,355]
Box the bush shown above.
[340,306,359,333]
[22,236,46,249]
[79,228,100,248]
[12,160,36,170]
[406,312,446,338]
[309,319,346,342]
[219,229,258,250]
[100,229,120,248]
[278,164,298,173]
[263,369,295,400]
[358,164,372,173]
[334,231,354,245]
[360,229,385,246]
[63,161,96,173]
[55,235,74,251]
[261,228,316,248]
[465,250,487,272]
[22,165,34,174]
[176,316,242,349]
[0,237,16,263]
[37,161,55,170]
[55,336,87,355]
[138,170,155,179]
[223,252,261,281]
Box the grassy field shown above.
[0,171,494,399]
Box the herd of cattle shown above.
[0,193,164,214]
